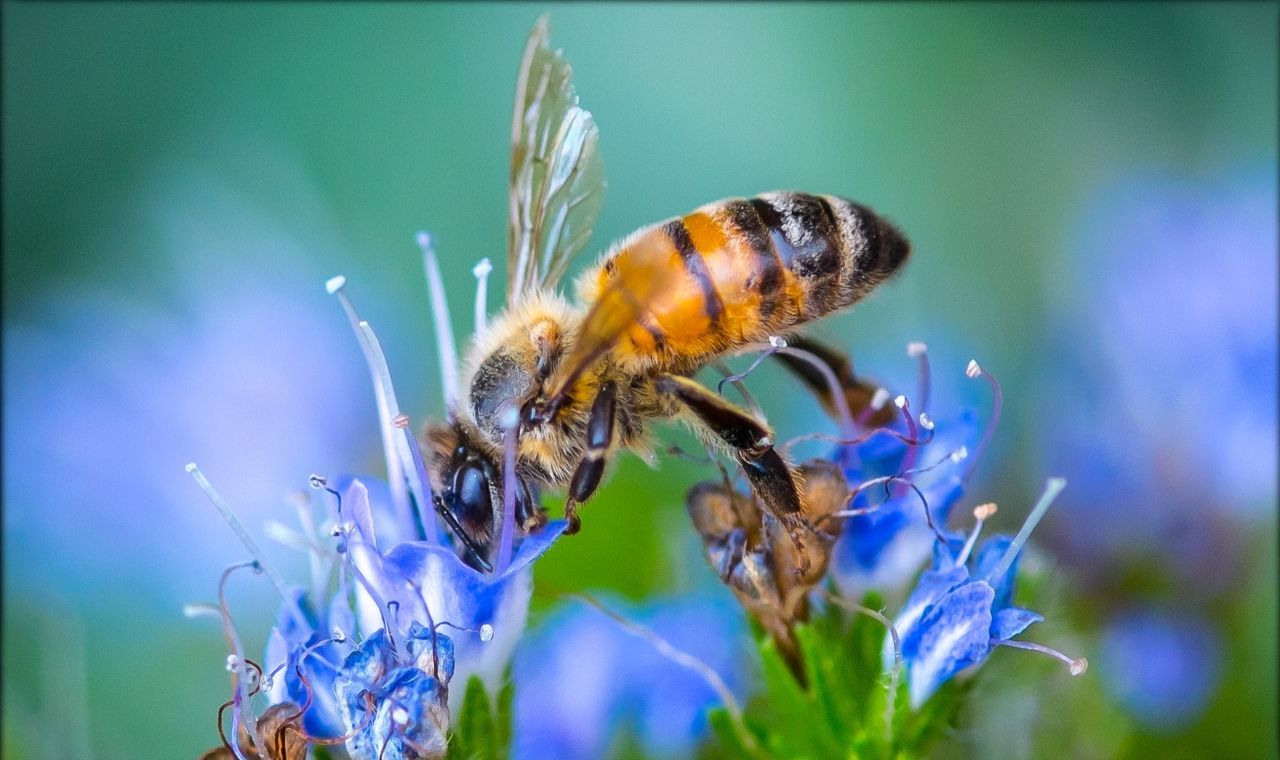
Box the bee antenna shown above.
[418,232,461,411]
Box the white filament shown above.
[472,257,493,335]
[186,463,291,604]
[989,478,1066,584]
[357,321,438,544]
[327,276,411,522]
[418,232,460,412]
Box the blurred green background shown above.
[3,3,1276,758]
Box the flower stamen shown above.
[390,414,441,545]
[996,639,1089,676]
[326,277,412,524]
[472,257,493,336]
[988,477,1066,586]
[356,321,434,543]
[825,592,902,733]
[417,232,461,412]
[574,593,759,756]
[965,359,1003,482]
[955,503,997,567]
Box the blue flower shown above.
[244,470,564,755]
[263,588,356,738]
[1099,609,1222,731]
[335,624,455,758]
[511,592,752,760]
[827,345,991,597]
[190,259,567,757]
[889,480,1085,708]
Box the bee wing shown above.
[545,229,680,401]
[507,15,606,304]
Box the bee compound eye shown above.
[454,461,494,527]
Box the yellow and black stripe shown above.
[595,191,909,371]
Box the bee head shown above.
[466,305,569,444]
[427,422,547,572]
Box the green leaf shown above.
[447,675,504,760]
[704,591,972,760]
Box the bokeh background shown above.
[3,3,1275,758]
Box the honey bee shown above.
[424,17,910,570]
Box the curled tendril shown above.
[779,424,935,456]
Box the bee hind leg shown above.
[775,336,896,428]
[564,380,618,534]
[655,373,814,576]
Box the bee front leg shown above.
[655,374,813,575]
[564,380,618,535]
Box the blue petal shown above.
[974,535,1017,608]
[276,587,320,646]
[343,666,450,759]
[928,529,969,571]
[505,520,570,576]
[284,633,347,738]
[902,580,996,707]
[512,592,749,760]
[327,591,356,643]
[990,606,1043,641]
[332,474,417,549]
[341,477,380,552]
[830,410,978,591]
[893,566,971,656]
[406,622,456,684]
[379,522,565,709]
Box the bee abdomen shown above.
[724,191,910,322]
[598,191,909,370]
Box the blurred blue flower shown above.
[889,481,1084,708]
[1098,608,1222,731]
[512,593,752,760]
[1043,169,1278,576]
[3,164,368,603]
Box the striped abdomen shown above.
[588,191,910,371]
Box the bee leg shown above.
[515,478,547,532]
[564,380,618,535]
[775,336,895,427]
[655,374,813,576]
